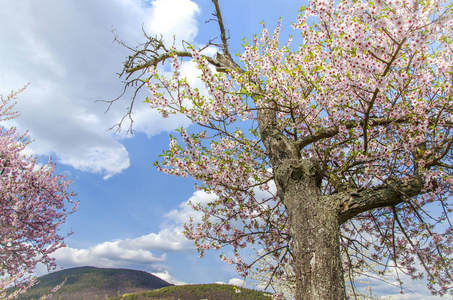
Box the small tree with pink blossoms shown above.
[114,0,453,298]
[0,86,76,299]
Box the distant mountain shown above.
[15,266,173,300]
[110,284,273,300]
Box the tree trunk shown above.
[275,158,346,300]
[258,108,345,299]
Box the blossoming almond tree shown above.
[114,0,453,298]
[0,86,77,299]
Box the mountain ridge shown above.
[12,266,273,299]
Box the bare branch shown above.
[212,0,231,57]
[125,50,224,74]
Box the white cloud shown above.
[164,190,217,224]
[229,278,245,286]
[53,241,166,270]
[132,104,192,138]
[120,228,194,252]
[0,0,201,178]
[118,190,217,253]
[145,0,200,44]
[58,144,129,180]
[152,271,186,285]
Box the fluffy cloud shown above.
[164,190,217,224]
[152,271,187,285]
[228,278,245,286]
[53,241,166,268]
[120,228,194,252]
[132,105,192,139]
[145,0,200,44]
[0,0,201,178]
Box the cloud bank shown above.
[0,0,201,179]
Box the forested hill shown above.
[110,283,273,300]
[15,266,173,300]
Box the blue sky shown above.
[0,0,447,298]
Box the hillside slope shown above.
[15,266,173,300]
[110,284,273,300]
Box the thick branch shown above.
[337,175,425,224]
[125,50,222,74]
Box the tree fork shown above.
[266,125,346,299]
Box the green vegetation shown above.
[15,266,172,300]
[12,266,273,299]
[110,284,273,300]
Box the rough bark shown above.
[276,158,346,300]
[260,109,346,299]
[337,175,425,224]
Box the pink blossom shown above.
[0,87,76,298]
